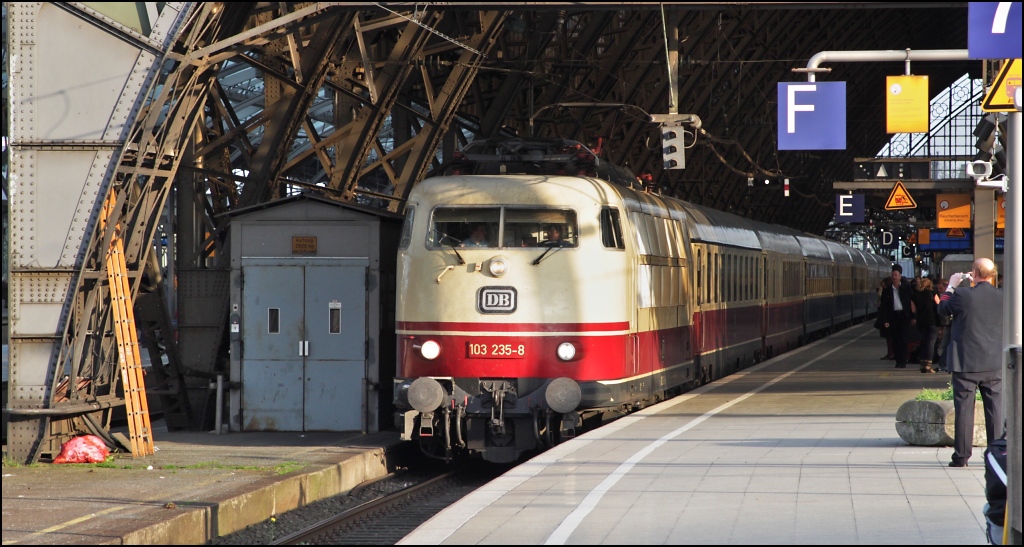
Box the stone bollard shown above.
[895,399,988,447]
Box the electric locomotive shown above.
[393,137,886,463]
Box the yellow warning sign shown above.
[946,228,966,238]
[884,180,917,210]
[982,59,1021,112]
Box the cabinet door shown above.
[241,266,304,431]
[303,265,366,431]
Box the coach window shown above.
[745,256,753,301]
[429,207,500,249]
[696,248,702,305]
[600,207,625,249]
[715,251,721,303]
[727,254,734,302]
[504,208,577,248]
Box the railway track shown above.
[270,463,507,545]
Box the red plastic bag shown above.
[53,435,110,464]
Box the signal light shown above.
[661,125,686,169]
[973,113,1006,175]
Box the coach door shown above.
[241,262,367,432]
[761,253,769,355]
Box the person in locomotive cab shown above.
[544,224,572,247]
[879,264,914,369]
[459,223,491,247]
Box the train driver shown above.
[460,223,491,247]
[545,224,572,247]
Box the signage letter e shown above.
[839,195,853,217]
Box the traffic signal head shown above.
[661,124,686,170]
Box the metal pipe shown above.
[4,399,123,415]
[1004,110,1022,541]
[215,374,224,434]
[803,49,969,82]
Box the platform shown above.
[1,428,405,545]
[400,323,993,545]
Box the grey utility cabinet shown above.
[228,194,401,433]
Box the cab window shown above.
[504,209,577,248]
[428,207,500,249]
[600,207,625,249]
[398,206,415,249]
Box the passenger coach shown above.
[392,138,886,463]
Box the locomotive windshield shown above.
[428,207,577,249]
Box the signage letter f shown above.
[787,84,817,133]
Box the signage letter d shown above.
[882,231,894,246]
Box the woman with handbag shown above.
[911,277,940,373]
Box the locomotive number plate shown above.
[467,342,526,359]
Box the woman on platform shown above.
[911,277,939,373]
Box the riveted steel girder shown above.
[5,1,197,462]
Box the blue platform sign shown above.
[969,2,1023,59]
[879,230,899,250]
[777,82,846,150]
[834,194,865,223]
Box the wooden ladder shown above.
[101,192,155,457]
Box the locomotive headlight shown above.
[556,342,576,361]
[488,256,509,277]
[418,340,441,360]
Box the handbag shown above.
[873,315,890,337]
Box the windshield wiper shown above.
[532,243,562,265]
[433,231,465,265]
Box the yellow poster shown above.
[886,75,929,133]
[917,228,930,246]
[997,195,1005,229]
[936,193,972,229]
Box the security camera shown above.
[966,160,992,180]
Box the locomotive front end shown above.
[393,157,632,463]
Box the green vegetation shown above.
[159,460,305,474]
[916,382,982,402]
[3,456,306,473]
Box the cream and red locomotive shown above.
[393,138,887,463]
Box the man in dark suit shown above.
[938,257,1004,468]
[879,264,914,368]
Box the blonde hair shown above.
[916,277,933,291]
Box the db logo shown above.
[478,287,517,314]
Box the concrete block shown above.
[895,399,987,447]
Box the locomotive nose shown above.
[545,377,582,413]
[408,377,446,412]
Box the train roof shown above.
[792,236,831,259]
[756,231,803,255]
[822,240,854,263]
[677,202,763,250]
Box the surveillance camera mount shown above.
[975,174,1007,193]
